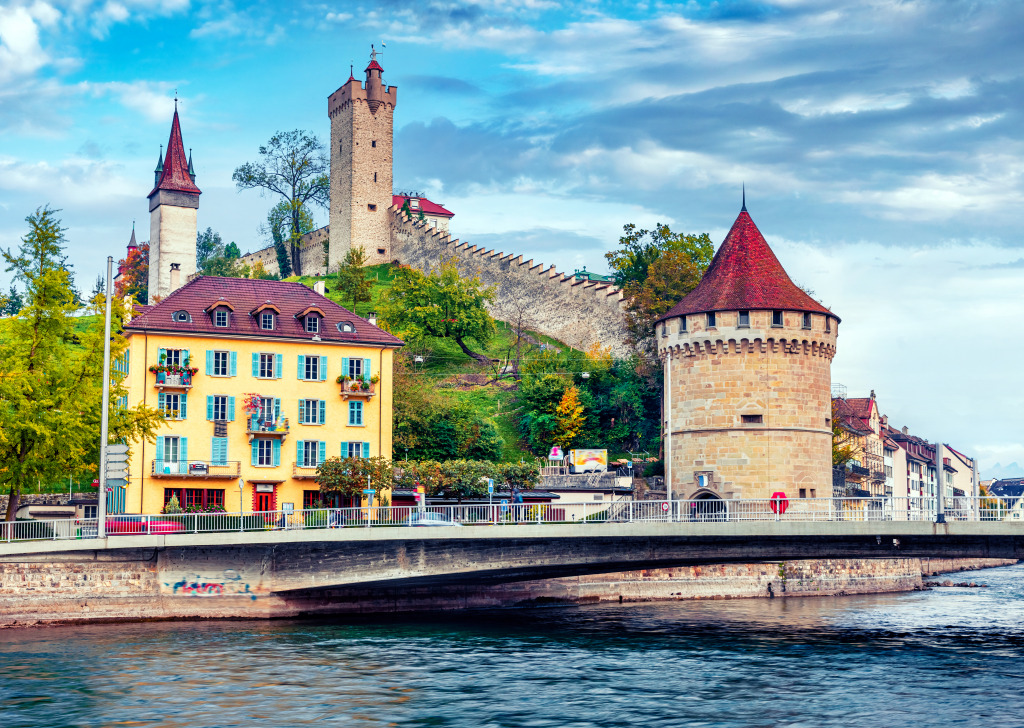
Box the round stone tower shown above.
[656,203,839,503]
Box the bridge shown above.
[2,498,1022,624]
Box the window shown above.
[706,312,716,328]
[799,488,807,499]
[304,491,343,509]
[211,395,227,421]
[772,310,784,327]
[163,436,180,462]
[378,248,386,255]
[371,140,377,148]
[680,316,687,333]
[214,310,229,327]
[347,358,363,379]
[259,397,276,425]
[304,355,319,381]
[258,353,276,379]
[802,313,812,329]
[346,441,364,458]
[173,310,191,323]
[305,316,320,334]
[349,401,364,426]
[741,414,763,424]
[256,439,274,466]
[339,141,343,153]
[825,317,832,333]
[661,323,667,338]
[299,399,324,425]
[211,437,228,466]
[374,172,377,182]
[368,204,377,211]
[161,393,184,419]
[809,489,816,498]
[738,310,750,327]
[260,312,275,330]
[299,441,321,468]
[163,349,182,367]
[212,351,230,377]
[338,321,355,334]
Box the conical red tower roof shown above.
[149,108,201,197]
[659,208,837,322]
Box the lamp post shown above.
[97,256,113,539]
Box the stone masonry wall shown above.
[240,227,328,279]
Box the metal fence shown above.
[2,496,1022,544]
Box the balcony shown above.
[339,380,377,401]
[246,415,290,441]
[847,463,870,479]
[293,463,319,480]
[152,369,195,391]
[151,460,241,478]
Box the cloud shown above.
[0,1,59,83]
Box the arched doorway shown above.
[688,490,726,522]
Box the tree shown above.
[316,456,393,497]
[196,227,223,268]
[249,261,278,280]
[1,284,24,316]
[336,246,372,311]
[554,385,586,450]
[0,207,164,521]
[233,130,329,276]
[832,399,860,468]
[114,242,148,304]
[380,258,496,363]
[90,275,106,299]
[606,223,713,359]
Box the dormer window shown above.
[261,312,275,330]
[173,310,191,323]
[738,310,750,328]
[338,321,355,334]
[214,310,229,327]
[305,315,320,334]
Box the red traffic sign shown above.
[661,502,670,511]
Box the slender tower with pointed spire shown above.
[148,103,201,303]
[657,199,840,503]
[327,44,398,270]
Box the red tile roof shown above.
[658,209,837,322]
[366,59,384,73]
[125,276,403,347]
[843,397,876,421]
[149,109,201,197]
[393,195,454,217]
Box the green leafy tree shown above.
[316,456,393,497]
[336,246,372,311]
[114,242,148,304]
[0,207,164,521]
[233,130,329,276]
[2,284,24,316]
[381,258,495,363]
[196,227,223,268]
[554,385,586,450]
[198,232,250,278]
[90,275,105,299]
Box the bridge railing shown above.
[2,496,1020,544]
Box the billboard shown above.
[569,449,607,474]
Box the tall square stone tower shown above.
[147,105,200,304]
[328,47,397,270]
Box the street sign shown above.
[106,478,127,488]
[661,502,670,512]
[500,499,509,513]
[487,478,494,494]
[107,444,129,456]
[627,461,633,468]
[282,502,294,514]
[363,489,376,495]
[105,468,128,479]
[549,446,563,460]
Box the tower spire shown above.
[741,183,746,212]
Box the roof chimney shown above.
[367,311,378,327]
[902,426,909,435]
[313,280,326,296]
[169,262,181,292]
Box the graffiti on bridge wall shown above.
[162,568,258,600]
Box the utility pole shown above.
[97,256,113,538]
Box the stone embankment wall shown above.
[0,492,94,516]
[1,553,1015,628]
[239,208,631,356]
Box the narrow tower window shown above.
[368,204,377,211]
[742,414,763,425]
[738,310,750,327]
[825,317,832,333]
[371,140,377,148]
[706,312,716,328]
[772,310,784,327]
[802,313,812,329]
[374,173,377,182]
[679,316,687,333]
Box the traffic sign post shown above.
[97,257,114,539]
[363,488,376,527]
[487,479,495,523]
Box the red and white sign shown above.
[661,502,670,512]
[548,447,563,460]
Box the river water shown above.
[4,563,1024,728]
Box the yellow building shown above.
[121,275,402,515]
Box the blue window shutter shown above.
[230,351,237,377]
[206,396,214,421]
[183,349,190,367]
[228,396,235,421]
[295,439,301,464]
[252,352,259,377]
[275,354,283,379]
[274,398,281,421]
[297,354,305,379]
[158,392,165,411]
[205,350,213,376]
[342,357,349,379]
[319,400,326,425]
[319,356,328,381]
[159,348,167,364]
[272,439,281,467]
[251,440,258,466]
[341,441,348,458]
[180,437,188,463]
[364,358,372,380]
[298,399,306,423]
[180,393,188,419]
[362,441,370,458]
[318,441,326,465]
[125,349,130,373]
[155,436,164,465]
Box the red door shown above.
[255,492,274,513]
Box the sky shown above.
[0,0,1022,476]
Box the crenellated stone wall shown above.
[240,209,630,355]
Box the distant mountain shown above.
[987,462,1024,480]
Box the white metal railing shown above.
[1,496,1022,544]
